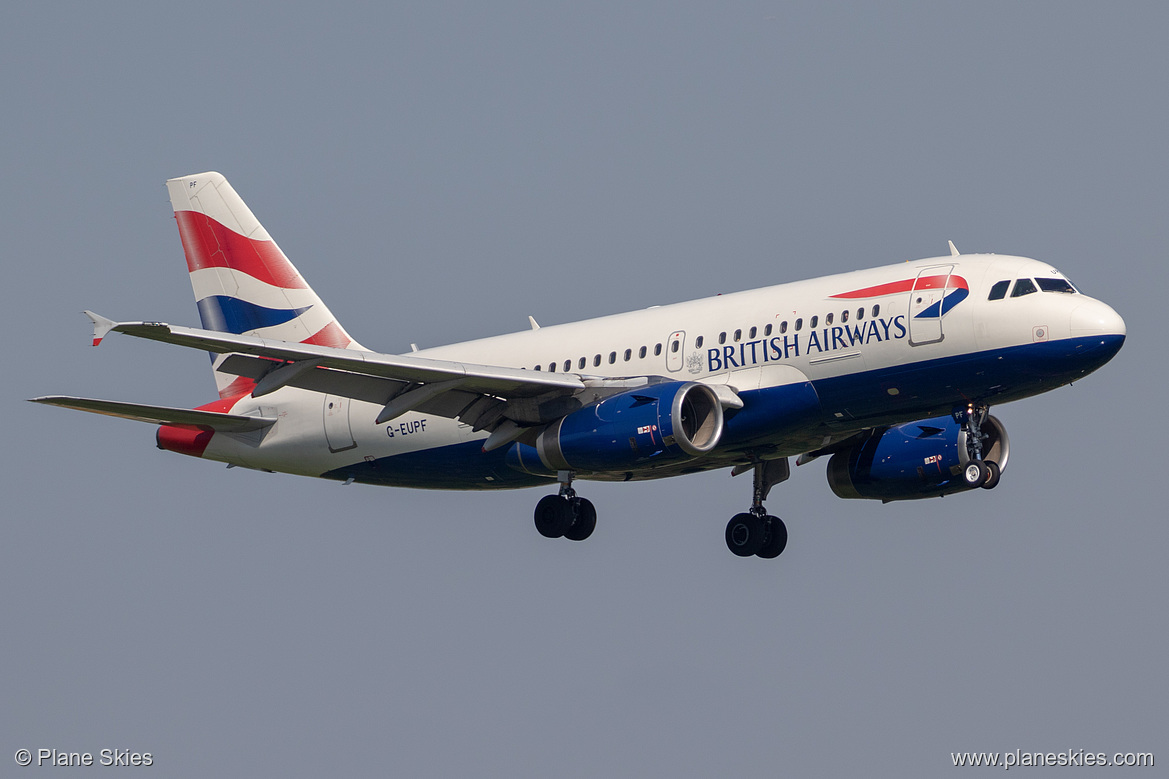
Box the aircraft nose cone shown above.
[1070,299,1126,338]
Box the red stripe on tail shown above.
[301,321,352,349]
[175,211,308,289]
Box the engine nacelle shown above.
[826,413,1010,501]
[516,381,724,474]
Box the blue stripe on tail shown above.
[197,296,312,334]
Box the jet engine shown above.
[826,413,1009,501]
[509,381,724,474]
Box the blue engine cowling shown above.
[509,381,724,474]
[826,413,1009,501]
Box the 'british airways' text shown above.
[706,315,907,371]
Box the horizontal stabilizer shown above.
[28,396,277,432]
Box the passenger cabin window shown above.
[733,329,741,342]
[593,354,601,367]
[671,339,680,353]
[1036,278,1077,294]
[639,345,647,358]
[623,349,632,361]
[988,280,1010,300]
[795,318,803,331]
[563,360,570,372]
[872,305,880,318]
[609,351,617,364]
[764,324,772,336]
[1011,278,1038,297]
[810,315,818,328]
[549,363,556,372]
[578,357,586,370]
[534,364,541,371]
[856,308,863,320]
[841,310,849,323]
[825,313,833,325]
[694,336,703,348]
[749,326,757,339]
[654,343,662,356]
[718,332,726,345]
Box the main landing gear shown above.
[532,462,792,559]
[957,403,1002,490]
[533,470,596,542]
[725,458,789,559]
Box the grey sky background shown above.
[2,2,1164,776]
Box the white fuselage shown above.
[196,253,1124,487]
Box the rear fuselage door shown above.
[666,331,685,372]
[323,394,357,452]
[908,265,953,346]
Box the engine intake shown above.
[528,381,724,473]
[826,413,1009,501]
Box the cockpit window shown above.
[988,280,1010,300]
[1035,277,1077,294]
[1010,278,1037,297]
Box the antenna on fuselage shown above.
[528,316,541,330]
[948,240,960,257]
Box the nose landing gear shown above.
[957,403,1003,490]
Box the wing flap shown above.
[29,396,277,432]
[218,354,408,405]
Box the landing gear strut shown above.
[725,458,789,559]
[534,470,596,541]
[956,403,1001,490]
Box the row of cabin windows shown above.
[530,305,882,373]
[535,343,665,372]
[987,277,1078,300]
[695,305,881,349]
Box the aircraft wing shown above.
[29,396,277,432]
[86,312,582,396]
[82,312,620,448]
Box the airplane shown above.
[31,172,1126,559]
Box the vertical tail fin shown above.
[166,172,366,397]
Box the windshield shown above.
[1035,278,1077,294]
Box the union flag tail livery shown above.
[31,173,1127,561]
[166,172,365,397]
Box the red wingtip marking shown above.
[92,338,102,347]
